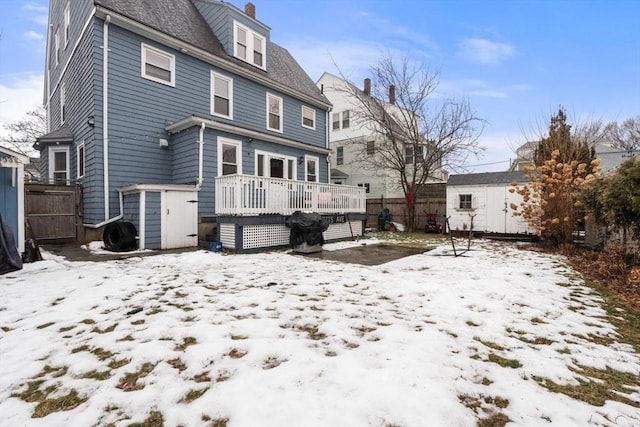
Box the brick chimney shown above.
[364,78,371,96]
[389,85,396,104]
[245,2,255,19]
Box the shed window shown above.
[459,194,473,210]
[141,44,175,86]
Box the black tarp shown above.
[0,213,22,275]
[285,211,329,247]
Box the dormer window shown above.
[234,21,266,69]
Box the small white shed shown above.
[0,147,29,253]
[447,171,532,235]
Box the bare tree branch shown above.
[1,105,46,156]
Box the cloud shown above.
[437,78,532,99]
[0,74,44,138]
[23,2,48,26]
[458,38,515,65]
[24,30,44,41]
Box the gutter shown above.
[197,122,205,190]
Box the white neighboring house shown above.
[446,171,532,235]
[317,72,447,199]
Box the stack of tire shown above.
[103,221,138,252]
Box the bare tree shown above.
[338,54,485,231]
[606,115,640,151]
[1,105,46,156]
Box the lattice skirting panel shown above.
[243,224,290,250]
[219,223,236,248]
[323,221,362,241]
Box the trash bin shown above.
[377,208,391,231]
[285,211,329,253]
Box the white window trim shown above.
[301,105,316,130]
[233,20,266,70]
[254,149,297,179]
[64,1,70,47]
[266,93,283,133]
[217,137,242,177]
[211,71,233,119]
[304,155,319,182]
[76,141,85,179]
[54,29,60,67]
[60,83,66,124]
[48,146,70,184]
[141,43,175,87]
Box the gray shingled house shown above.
[36,0,366,251]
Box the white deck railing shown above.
[215,174,366,215]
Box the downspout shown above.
[196,122,205,190]
[84,190,123,228]
[326,108,332,181]
[103,14,111,221]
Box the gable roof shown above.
[448,171,526,186]
[94,0,329,106]
[0,146,30,165]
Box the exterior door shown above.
[162,191,198,249]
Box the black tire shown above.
[103,222,137,252]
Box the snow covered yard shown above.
[0,239,638,427]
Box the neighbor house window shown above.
[405,144,424,164]
[366,140,375,155]
[336,146,343,165]
[234,21,266,69]
[60,83,66,124]
[302,106,315,129]
[141,43,175,86]
[266,93,282,132]
[49,146,69,184]
[358,183,370,194]
[211,72,233,118]
[77,141,85,178]
[218,138,242,176]
[64,2,70,47]
[305,156,319,182]
[332,113,340,130]
[342,110,350,129]
[459,194,472,210]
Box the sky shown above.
[0,0,639,172]
[1,237,639,426]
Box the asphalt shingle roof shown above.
[93,0,329,106]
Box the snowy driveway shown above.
[1,239,639,426]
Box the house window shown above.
[366,140,375,155]
[49,146,69,184]
[54,29,60,66]
[218,138,242,176]
[266,93,282,132]
[336,146,343,165]
[459,194,473,210]
[302,106,315,129]
[64,1,70,47]
[234,21,266,69]
[305,156,319,182]
[60,83,66,124]
[77,141,85,178]
[255,150,296,179]
[141,43,175,86]
[211,72,233,118]
[342,110,350,129]
[358,183,370,194]
[332,113,340,130]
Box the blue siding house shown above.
[0,147,29,253]
[37,0,365,251]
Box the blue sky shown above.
[1,0,639,171]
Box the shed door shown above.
[162,191,197,249]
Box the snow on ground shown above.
[0,239,639,426]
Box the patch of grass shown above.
[230,334,248,340]
[131,319,145,325]
[33,389,87,418]
[487,353,522,369]
[227,348,247,359]
[556,347,572,355]
[533,364,640,408]
[530,317,547,324]
[10,380,52,402]
[117,334,135,342]
[80,369,111,380]
[1,326,12,332]
[182,387,208,403]
[51,297,65,306]
[128,410,164,427]
[168,358,187,371]
[91,323,118,334]
[474,338,506,351]
[118,362,157,392]
[466,320,481,327]
[517,336,555,345]
[58,325,75,332]
[108,358,130,370]
[71,345,90,354]
[36,322,55,329]
[210,417,229,427]
[262,356,286,369]
[342,339,359,349]
[478,413,511,427]
[175,336,198,351]
[193,372,211,383]
[92,347,115,361]
[147,306,163,315]
[458,394,510,427]
[36,365,68,378]
[80,319,96,324]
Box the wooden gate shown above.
[25,184,79,241]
